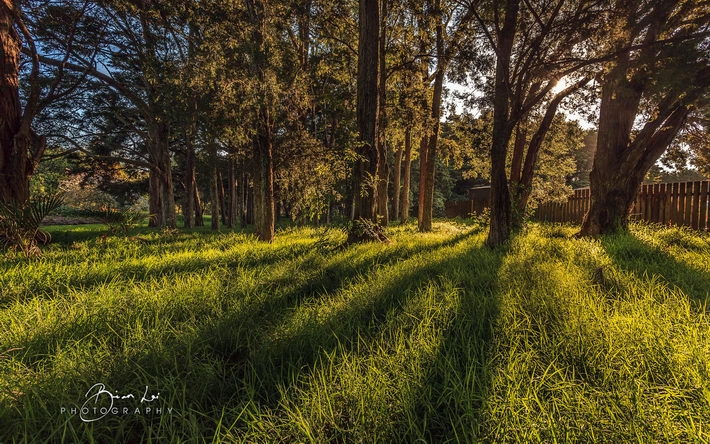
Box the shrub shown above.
[0,194,64,257]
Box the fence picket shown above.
[444,180,710,231]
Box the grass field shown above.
[1,220,709,442]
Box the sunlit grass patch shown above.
[1,221,708,442]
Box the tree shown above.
[415,0,475,232]
[579,0,710,235]
[1,0,44,204]
[32,0,189,227]
[471,0,605,246]
[349,0,383,241]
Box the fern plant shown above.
[0,194,64,257]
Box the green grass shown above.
[1,221,709,442]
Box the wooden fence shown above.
[535,188,590,224]
[444,186,489,218]
[445,180,710,231]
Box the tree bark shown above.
[351,0,381,224]
[209,141,220,231]
[182,142,196,228]
[194,183,204,227]
[254,105,275,241]
[0,1,43,205]
[375,0,389,225]
[217,169,227,225]
[486,0,519,248]
[580,75,703,235]
[391,142,403,221]
[399,126,412,222]
[418,66,445,232]
[228,156,237,228]
[148,171,162,227]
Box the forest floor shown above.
[1,220,709,442]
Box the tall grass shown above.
[0,221,708,442]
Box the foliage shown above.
[58,173,119,212]
[101,208,146,236]
[528,116,586,205]
[0,193,64,257]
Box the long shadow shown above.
[192,230,480,399]
[0,240,316,307]
[398,244,505,442]
[194,234,503,441]
[0,229,480,443]
[122,231,483,441]
[4,232,470,371]
[600,233,710,306]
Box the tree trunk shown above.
[217,169,227,225]
[375,0,389,225]
[240,172,248,226]
[194,183,204,226]
[579,70,700,235]
[182,143,196,228]
[577,1,710,236]
[509,123,527,230]
[486,0,519,248]
[416,135,428,227]
[148,171,162,227]
[418,66,445,232]
[399,126,412,222]
[254,105,275,241]
[147,122,176,228]
[351,0,381,225]
[580,169,644,235]
[0,3,42,205]
[209,142,220,231]
[391,142,402,221]
[228,156,237,228]
[248,0,276,242]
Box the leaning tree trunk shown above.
[0,3,43,205]
[511,78,591,230]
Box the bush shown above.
[102,208,146,235]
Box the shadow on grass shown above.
[1,229,488,442]
[398,245,504,442]
[600,232,710,306]
[0,240,316,307]
[193,234,504,441]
